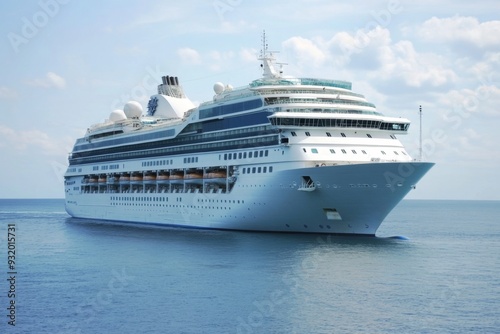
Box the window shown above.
[352,150,357,154]
[341,133,346,137]
[367,134,372,138]
[249,152,253,158]
[243,152,247,159]
[330,149,336,154]
[326,132,331,137]
[269,166,273,173]
[263,166,267,173]
[252,167,256,173]
[381,151,386,155]
[311,148,318,154]
[291,131,297,137]
[303,148,307,152]
[259,151,264,157]
[238,152,242,159]
[305,131,311,136]
[361,150,367,154]
[341,149,347,154]
[258,167,261,173]
[394,151,399,155]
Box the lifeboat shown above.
[157,172,170,184]
[119,173,130,184]
[204,170,227,185]
[107,174,119,184]
[88,175,98,184]
[143,172,157,185]
[98,175,107,183]
[169,171,184,185]
[184,170,203,185]
[130,173,143,185]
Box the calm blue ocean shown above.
[0,199,499,333]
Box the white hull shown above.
[64,34,434,235]
[65,162,433,235]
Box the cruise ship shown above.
[64,34,434,235]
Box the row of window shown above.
[241,166,274,174]
[303,147,407,156]
[199,99,263,119]
[223,149,269,161]
[92,164,120,171]
[70,134,278,165]
[183,157,199,164]
[290,131,396,139]
[101,164,119,170]
[270,117,409,131]
[110,196,244,204]
[142,159,174,167]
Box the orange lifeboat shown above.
[185,170,203,184]
[204,170,227,185]
[143,173,157,184]
[119,173,130,184]
[130,173,143,185]
[169,171,184,185]
[157,172,170,184]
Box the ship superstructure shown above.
[64,34,433,234]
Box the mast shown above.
[419,105,422,161]
[259,30,280,79]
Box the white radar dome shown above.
[109,109,127,122]
[123,101,143,118]
[213,82,224,94]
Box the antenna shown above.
[258,30,283,79]
[261,30,268,58]
[419,105,422,161]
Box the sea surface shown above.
[0,199,499,334]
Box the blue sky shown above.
[1,0,499,199]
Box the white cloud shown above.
[282,36,327,68]
[239,48,258,63]
[0,86,17,99]
[417,16,500,49]
[281,28,457,88]
[376,40,457,87]
[328,26,392,67]
[177,47,202,65]
[0,125,71,156]
[26,72,66,89]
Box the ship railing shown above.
[265,98,375,108]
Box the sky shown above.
[0,0,499,199]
